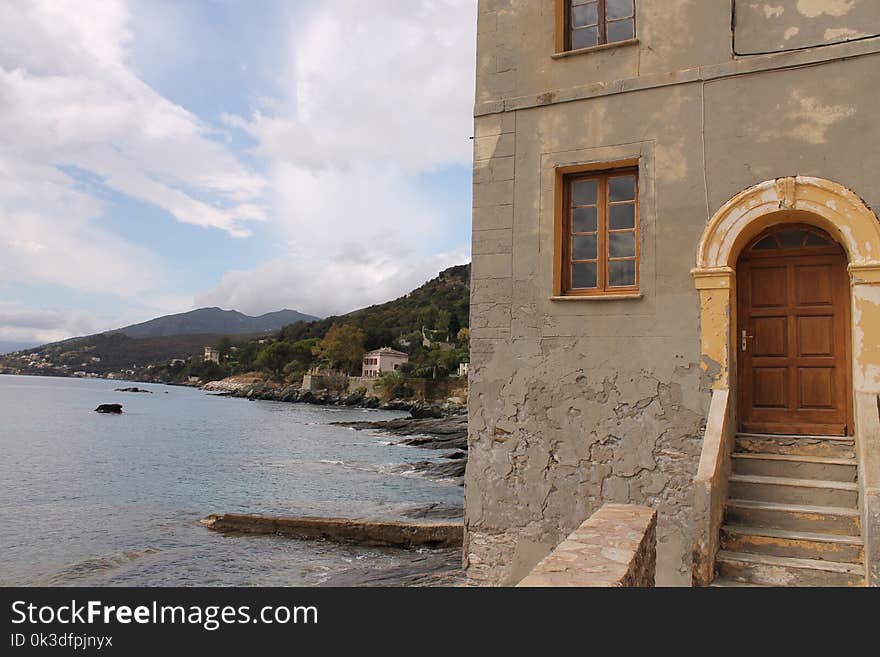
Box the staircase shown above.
[712,432,866,587]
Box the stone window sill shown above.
[551,39,639,60]
[550,293,642,301]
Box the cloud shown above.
[0,305,111,345]
[225,0,476,172]
[0,0,268,305]
[195,248,469,318]
[202,0,478,315]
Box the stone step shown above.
[725,499,861,536]
[731,453,857,482]
[715,550,865,587]
[729,474,859,508]
[735,433,855,459]
[720,525,864,564]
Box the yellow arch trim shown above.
[697,176,880,270]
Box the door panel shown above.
[797,316,833,356]
[753,368,787,408]
[738,247,850,436]
[751,267,787,307]
[798,367,834,409]
[795,264,834,305]
[753,317,787,356]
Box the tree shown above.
[289,339,320,367]
[215,337,232,359]
[448,313,461,342]
[313,324,366,375]
[256,342,297,379]
[235,341,262,371]
[435,309,451,337]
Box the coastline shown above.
[205,376,469,484]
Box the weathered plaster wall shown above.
[467,0,880,586]
[734,0,880,54]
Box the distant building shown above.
[362,347,408,378]
[458,361,469,378]
[203,347,220,364]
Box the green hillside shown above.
[278,263,470,348]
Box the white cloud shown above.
[196,248,469,318]
[0,0,268,307]
[203,0,477,315]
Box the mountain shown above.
[116,307,319,339]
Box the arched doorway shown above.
[736,224,852,436]
[691,176,880,403]
[691,177,880,587]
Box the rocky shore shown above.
[203,376,469,484]
[333,414,468,483]
[206,378,464,413]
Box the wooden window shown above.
[556,168,639,296]
[561,0,636,51]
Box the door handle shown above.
[741,330,754,351]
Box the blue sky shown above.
[0,0,476,348]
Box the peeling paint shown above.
[796,0,855,19]
[784,91,855,145]
[824,27,868,40]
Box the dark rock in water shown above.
[409,459,466,481]
[333,414,468,450]
[409,403,443,419]
[114,387,152,393]
[94,403,123,414]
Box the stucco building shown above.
[466,0,880,586]
[203,347,220,364]
[362,347,409,378]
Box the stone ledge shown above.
[202,513,462,548]
[516,504,657,587]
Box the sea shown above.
[0,375,463,586]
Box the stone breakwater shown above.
[202,513,463,548]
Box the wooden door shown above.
[737,226,851,436]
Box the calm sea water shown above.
[0,375,462,586]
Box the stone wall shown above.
[466,0,880,586]
[517,504,656,587]
[347,376,468,403]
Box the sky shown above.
[0,0,477,350]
